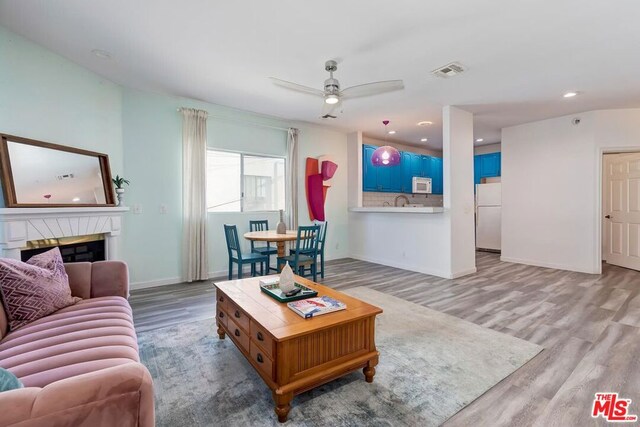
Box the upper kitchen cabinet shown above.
[362,145,378,191]
[474,152,501,184]
[362,145,443,194]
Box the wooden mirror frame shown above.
[0,134,116,207]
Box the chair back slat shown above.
[249,220,269,232]
[293,225,320,260]
[224,224,242,260]
[249,220,270,250]
[314,220,328,250]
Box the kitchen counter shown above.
[349,207,445,214]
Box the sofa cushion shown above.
[0,296,139,388]
[0,248,80,331]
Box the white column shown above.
[443,106,476,277]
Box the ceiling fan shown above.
[270,60,404,119]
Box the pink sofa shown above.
[0,261,154,427]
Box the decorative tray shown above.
[260,282,318,303]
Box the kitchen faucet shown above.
[394,195,410,207]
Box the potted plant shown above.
[112,175,130,207]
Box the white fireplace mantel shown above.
[0,207,129,260]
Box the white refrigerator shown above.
[476,182,501,251]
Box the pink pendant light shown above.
[372,120,401,166]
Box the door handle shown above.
[605,215,611,219]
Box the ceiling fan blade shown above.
[340,80,404,99]
[320,99,341,119]
[269,77,325,97]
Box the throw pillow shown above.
[0,368,22,392]
[0,247,81,331]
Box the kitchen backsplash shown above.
[362,192,444,207]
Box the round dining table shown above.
[243,230,299,267]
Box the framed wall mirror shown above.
[0,134,116,207]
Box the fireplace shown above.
[0,206,129,261]
[21,234,106,263]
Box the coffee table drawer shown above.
[228,301,250,332]
[250,342,274,380]
[217,307,228,327]
[216,291,230,311]
[250,321,275,359]
[228,317,250,354]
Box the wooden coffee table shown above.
[214,275,383,423]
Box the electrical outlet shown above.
[159,204,167,214]
[133,204,143,215]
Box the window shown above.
[206,150,285,212]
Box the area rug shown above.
[138,287,543,426]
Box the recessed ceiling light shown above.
[387,130,396,135]
[476,138,484,142]
[421,138,428,142]
[417,121,433,126]
[563,91,578,98]
[91,49,112,60]
[72,197,80,202]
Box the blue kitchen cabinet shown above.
[362,145,378,191]
[431,157,443,194]
[400,151,413,193]
[387,163,403,192]
[480,153,500,177]
[474,152,501,184]
[421,155,432,179]
[363,145,445,194]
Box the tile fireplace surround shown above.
[0,207,129,261]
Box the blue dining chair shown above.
[278,225,320,282]
[223,224,268,280]
[249,220,278,273]
[291,220,328,278]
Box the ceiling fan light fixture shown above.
[325,94,340,105]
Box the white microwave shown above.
[412,177,432,194]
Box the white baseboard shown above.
[349,253,457,279]
[450,267,477,278]
[130,276,182,290]
[499,256,599,274]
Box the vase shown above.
[115,188,125,207]
[279,262,295,293]
[276,209,286,234]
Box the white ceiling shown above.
[2,0,640,149]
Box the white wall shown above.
[0,25,123,206]
[501,108,640,273]
[122,89,349,287]
[443,106,476,276]
[474,143,501,155]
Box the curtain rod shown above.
[177,108,291,132]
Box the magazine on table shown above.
[287,296,346,319]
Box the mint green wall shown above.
[0,25,123,190]
[122,89,349,287]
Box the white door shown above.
[476,206,502,250]
[604,153,640,271]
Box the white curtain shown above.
[285,128,299,229]
[181,108,209,282]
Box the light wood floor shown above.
[130,252,640,426]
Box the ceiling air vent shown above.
[432,62,466,78]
